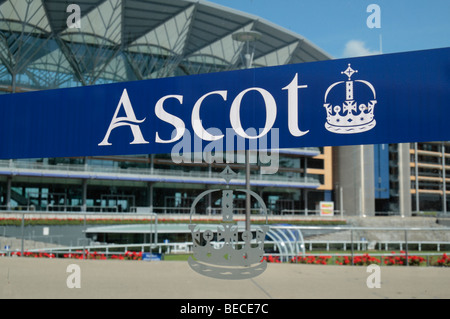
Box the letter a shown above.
[66,264,81,289]
[99,89,149,146]
[366,4,381,29]
[66,4,81,29]
[366,264,381,288]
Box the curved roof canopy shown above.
[0,0,331,91]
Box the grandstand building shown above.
[0,0,447,217]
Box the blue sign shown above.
[0,47,449,159]
[142,253,162,261]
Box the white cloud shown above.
[343,40,380,58]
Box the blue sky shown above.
[208,0,450,58]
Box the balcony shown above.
[0,160,321,189]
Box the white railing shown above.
[269,225,450,265]
[1,241,448,267]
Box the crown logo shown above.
[324,64,377,134]
[187,166,269,280]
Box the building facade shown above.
[0,0,334,216]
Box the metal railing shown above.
[1,241,448,268]
[0,211,159,257]
[280,209,344,217]
[1,216,449,267]
[0,204,121,213]
[269,251,449,267]
[0,159,321,185]
[269,225,450,265]
[302,240,450,252]
[0,205,350,219]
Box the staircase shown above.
[9,188,45,210]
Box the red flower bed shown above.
[436,253,450,267]
[334,254,381,266]
[10,251,55,258]
[290,255,331,265]
[335,256,352,265]
[262,255,281,263]
[7,250,143,261]
[353,253,380,266]
[62,250,108,260]
[5,249,448,267]
[63,250,143,260]
[407,255,426,266]
[124,251,143,260]
[383,251,426,266]
[287,251,434,266]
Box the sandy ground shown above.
[1,257,449,299]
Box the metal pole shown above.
[148,182,154,214]
[21,213,24,257]
[154,214,158,244]
[8,74,15,212]
[149,216,153,247]
[243,50,251,232]
[405,229,409,266]
[351,228,354,266]
[398,144,405,217]
[359,187,363,218]
[360,145,365,217]
[232,31,261,232]
[245,149,251,231]
[83,214,86,259]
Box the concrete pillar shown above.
[442,143,447,215]
[398,143,412,217]
[333,145,375,217]
[304,189,308,215]
[148,182,154,214]
[414,143,419,212]
[82,179,87,212]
